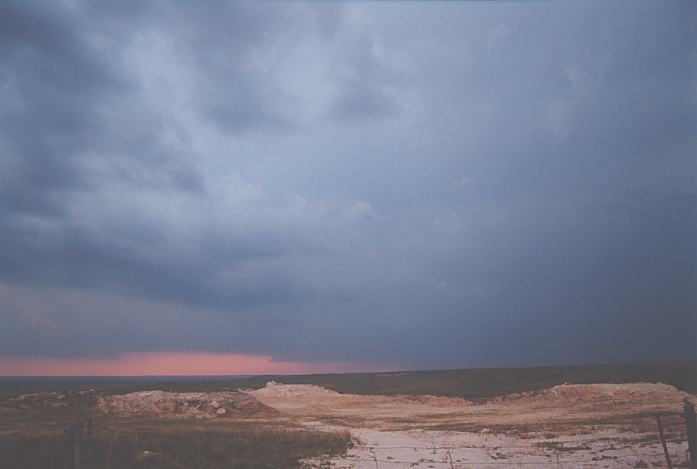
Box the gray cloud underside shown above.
[0,0,695,367]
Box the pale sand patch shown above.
[250,382,695,468]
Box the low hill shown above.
[1,361,695,401]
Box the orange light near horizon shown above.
[0,352,397,376]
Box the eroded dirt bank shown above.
[249,381,695,468]
[3,381,695,467]
[3,389,277,419]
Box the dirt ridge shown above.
[3,389,277,419]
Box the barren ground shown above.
[2,379,695,468]
[248,381,695,468]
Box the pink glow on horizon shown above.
[0,352,399,376]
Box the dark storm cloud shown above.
[0,0,201,218]
[0,0,320,306]
[0,1,117,214]
[0,0,695,367]
[329,79,400,121]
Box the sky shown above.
[0,0,695,375]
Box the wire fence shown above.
[305,443,691,468]
[1,423,692,468]
[2,404,695,468]
[1,420,346,469]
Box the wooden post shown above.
[685,399,697,469]
[197,430,204,469]
[107,428,114,469]
[63,426,74,469]
[85,419,92,469]
[369,448,379,469]
[73,425,83,469]
[447,448,455,469]
[73,395,83,469]
[200,430,207,469]
[656,415,673,469]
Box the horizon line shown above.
[2,358,694,379]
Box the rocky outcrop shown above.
[2,389,278,419]
[97,390,277,418]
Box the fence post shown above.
[656,415,673,469]
[63,425,74,469]
[685,399,697,469]
[107,428,114,469]
[369,448,379,469]
[72,394,83,469]
[72,424,83,469]
[197,429,204,469]
[85,419,93,469]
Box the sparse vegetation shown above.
[534,441,592,451]
[1,366,694,468]
[0,419,351,469]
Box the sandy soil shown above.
[249,382,695,468]
[4,381,694,467]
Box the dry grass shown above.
[0,415,351,469]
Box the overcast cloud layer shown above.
[1,0,695,369]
